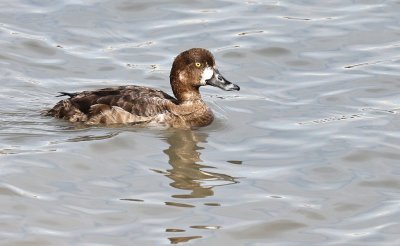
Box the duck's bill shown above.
[206,69,240,91]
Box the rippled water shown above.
[1,0,400,245]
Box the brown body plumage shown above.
[45,48,239,129]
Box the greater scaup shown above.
[45,48,240,128]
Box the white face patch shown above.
[179,72,186,81]
[200,67,214,85]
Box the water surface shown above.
[1,0,400,245]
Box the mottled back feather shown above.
[46,85,178,121]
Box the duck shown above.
[45,48,240,129]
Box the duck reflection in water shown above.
[162,129,239,199]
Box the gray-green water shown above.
[1,0,399,245]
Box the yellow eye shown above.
[195,62,201,68]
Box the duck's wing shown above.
[47,85,178,121]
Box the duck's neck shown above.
[172,85,203,104]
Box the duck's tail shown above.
[43,98,87,122]
[56,92,78,98]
